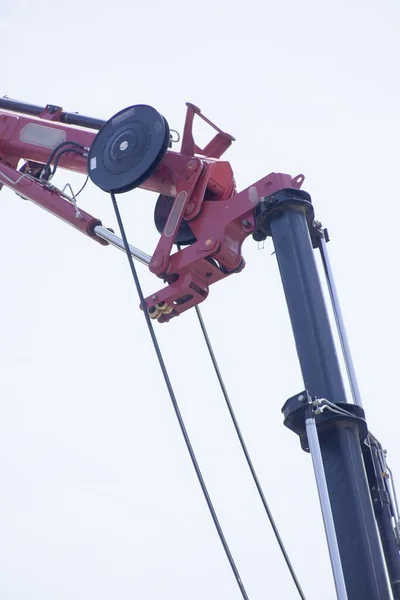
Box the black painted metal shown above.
[255,192,391,599]
[0,97,105,130]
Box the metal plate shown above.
[88,105,170,193]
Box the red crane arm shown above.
[0,98,304,322]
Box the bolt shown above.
[205,239,212,246]
[151,294,158,301]
[188,160,196,170]
[298,394,305,402]
[241,219,252,228]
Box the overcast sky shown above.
[1,0,400,598]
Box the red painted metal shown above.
[181,103,235,158]
[150,157,203,276]
[0,99,304,323]
[0,160,107,244]
[39,104,63,122]
[146,172,303,322]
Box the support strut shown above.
[254,190,391,599]
[365,435,400,599]
[318,234,363,408]
[305,406,347,600]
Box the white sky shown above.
[1,0,400,598]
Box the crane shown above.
[1,95,399,599]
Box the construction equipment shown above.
[1,95,399,599]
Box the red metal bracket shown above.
[150,157,203,276]
[39,104,63,122]
[181,103,235,159]
[143,172,304,323]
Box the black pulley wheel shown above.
[88,105,170,193]
[154,194,197,245]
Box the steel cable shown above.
[110,192,250,600]
[175,240,306,599]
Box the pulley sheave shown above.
[88,104,170,193]
[154,194,196,245]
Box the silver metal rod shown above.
[388,467,400,528]
[319,236,363,407]
[376,445,398,524]
[387,472,400,547]
[94,225,151,266]
[368,435,400,547]
[306,415,348,600]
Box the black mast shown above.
[254,189,394,599]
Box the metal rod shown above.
[305,414,348,600]
[388,467,400,526]
[61,112,105,130]
[319,235,363,407]
[368,441,400,599]
[0,97,105,130]
[374,441,400,526]
[382,472,400,536]
[375,443,400,545]
[0,97,44,117]
[268,203,391,599]
[94,226,151,266]
[387,483,400,538]
[376,497,400,598]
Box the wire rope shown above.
[174,243,306,599]
[110,192,250,600]
[193,303,307,599]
